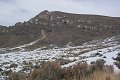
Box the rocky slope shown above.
[0,10,120,48]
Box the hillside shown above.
[0,10,120,48]
[0,35,120,73]
[0,10,120,79]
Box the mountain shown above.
[0,10,120,49]
[0,10,120,74]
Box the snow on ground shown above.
[0,36,120,73]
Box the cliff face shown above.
[0,10,120,48]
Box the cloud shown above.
[0,0,120,26]
[0,0,14,3]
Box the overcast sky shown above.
[0,0,120,26]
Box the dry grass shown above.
[78,71,120,80]
[9,61,120,80]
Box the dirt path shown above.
[10,30,47,50]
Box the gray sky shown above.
[0,0,120,26]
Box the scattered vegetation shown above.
[7,59,120,80]
[114,53,120,69]
[9,63,18,68]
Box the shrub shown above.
[114,53,120,69]
[0,68,3,72]
[9,63,18,68]
[30,61,62,80]
[92,59,106,70]
[9,72,26,80]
